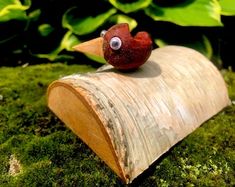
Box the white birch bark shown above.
[48,46,230,183]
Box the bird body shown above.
[103,23,152,70]
[73,23,152,70]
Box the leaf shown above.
[35,54,75,62]
[219,0,235,15]
[61,31,80,52]
[38,24,54,37]
[85,54,106,64]
[155,35,213,59]
[34,31,80,61]
[28,9,41,21]
[109,0,152,13]
[62,8,117,35]
[108,14,137,31]
[145,0,222,26]
[0,0,31,22]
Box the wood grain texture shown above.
[47,46,230,183]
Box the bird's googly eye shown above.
[100,30,107,37]
[110,37,122,50]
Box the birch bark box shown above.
[47,46,230,183]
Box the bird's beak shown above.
[72,37,104,57]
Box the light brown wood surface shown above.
[47,46,230,183]
[73,37,104,57]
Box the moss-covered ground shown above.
[0,64,234,186]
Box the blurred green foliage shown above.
[0,0,235,67]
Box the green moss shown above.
[0,64,234,186]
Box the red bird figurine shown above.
[73,23,152,70]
